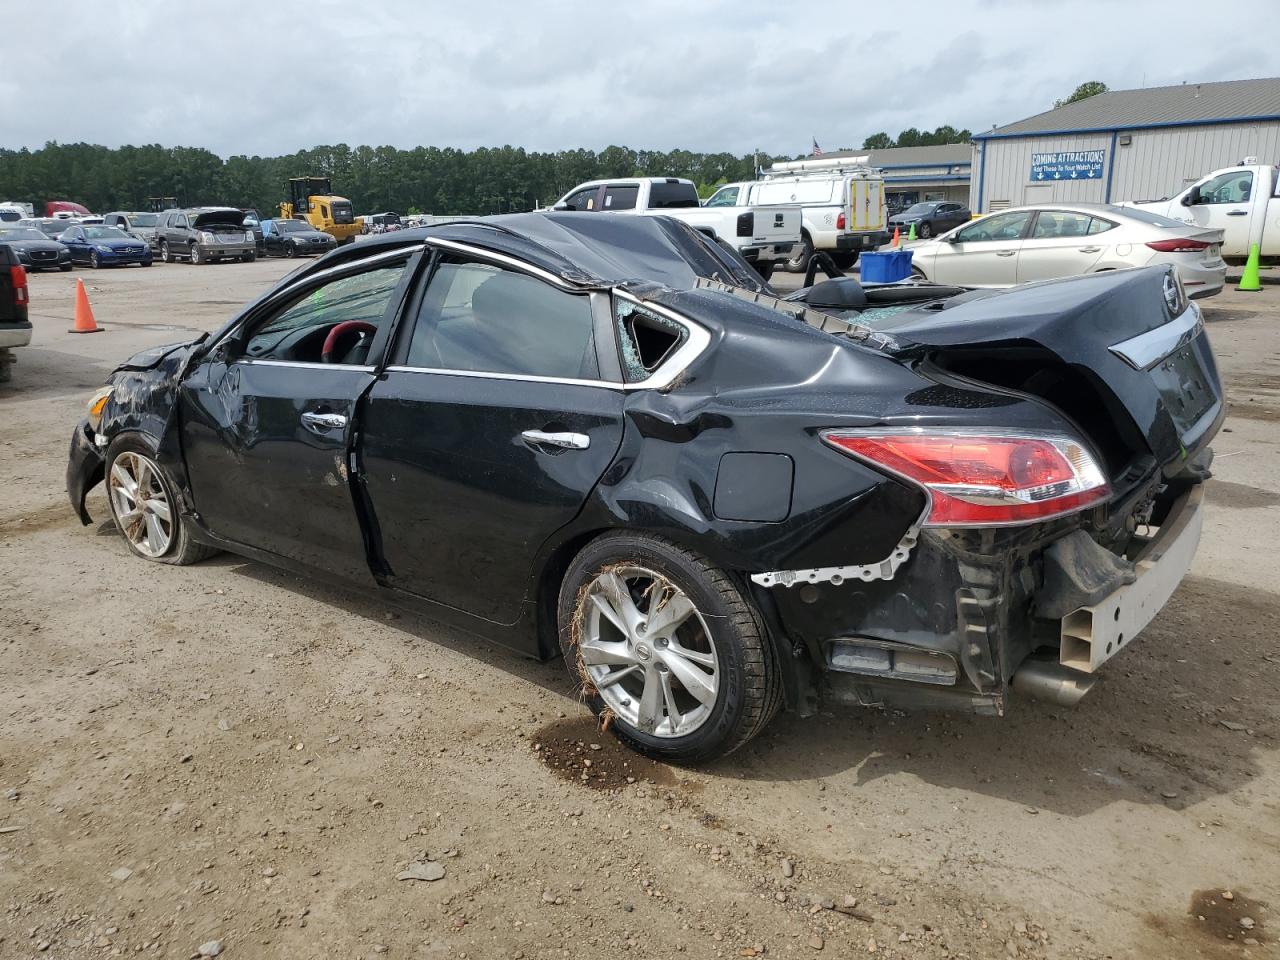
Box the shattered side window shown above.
[614,298,688,382]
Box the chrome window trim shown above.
[233,359,376,372]
[384,365,622,390]
[612,290,711,391]
[1109,303,1203,371]
[272,246,418,299]
[423,237,573,289]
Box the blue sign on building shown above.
[1030,150,1105,182]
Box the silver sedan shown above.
[906,203,1226,298]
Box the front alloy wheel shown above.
[559,533,781,761]
[89,251,100,269]
[285,241,297,258]
[107,450,174,558]
[190,244,202,265]
[919,223,933,239]
[105,436,217,565]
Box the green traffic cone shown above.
[907,222,917,242]
[1237,242,1262,292]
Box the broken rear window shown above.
[614,298,688,381]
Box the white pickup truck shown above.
[552,177,801,279]
[1125,161,1280,264]
[707,158,890,272]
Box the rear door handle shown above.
[1077,246,1102,253]
[521,430,590,450]
[1226,210,1248,216]
[301,411,348,434]
[995,250,1016,257]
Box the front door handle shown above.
[995,250,1016,257]
[301,411,348,434]
[1077,246,1102,253]
[1226,209,1248,216]
[521,430,590,451]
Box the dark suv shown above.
[154,208,256,264]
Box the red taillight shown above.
[1146,238,1210,253]
[736,211,754,237]
[10,265,27,305]
[824,431,1110,526]
[836,212,846,230]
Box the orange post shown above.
[69,279,102,334]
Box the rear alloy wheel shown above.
[558,533,781,761]
[190,244,202,265]
[105,436,217,565]
[160,241,172,264]
[89,251,100,269]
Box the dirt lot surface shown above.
[2,257,1278,960]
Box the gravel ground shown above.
[1,257,1278,960]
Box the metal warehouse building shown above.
[970,76,1280,212]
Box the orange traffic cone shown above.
[69,279,102,334]
[891,226,901,248]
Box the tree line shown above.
[0,142,796,217]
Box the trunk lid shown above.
[750,204,802,242]
[871,266,1224,482]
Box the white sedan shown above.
[907,203,1226,298]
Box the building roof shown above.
[975,76,1280,139]
[822,144,971,167]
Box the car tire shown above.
[285,242,297,258]
[141,260,153,267]
[160,241,172,264]
[59,263,72,272]
[557,532,781,762]
[89,251,100,269]
[919,223,933,239]
[190,245,202,265]
[785,233,814,273]
[104,434,218,566]
[830,251,858,270]
[242,251,256,263]
[911,266,928,280]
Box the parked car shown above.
[0,226,72,271]
[0,241,30,382]
[20,218,76,240]
[103,211,161,252]
[66,213,1222,761]
[59,225,153,268]
[553,177,801,280]
[1122,161,1280,264]
[909,203,1227,298]
[154,208,256,264]
[363,212,402,234]
[887,201,970,239]
[261,218,338,257]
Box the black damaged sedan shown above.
[66,214,1223,760]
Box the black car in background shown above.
[66,214,1222,761]
[0,226,72,271]
[22,218,76,241]
[888,201,971,239]
[261,217,338,257]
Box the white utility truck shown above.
[1125,160,1279,264]
[705,157,889,272]
[552,177,801,280]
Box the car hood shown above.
[192,209,248,228]
[117,339,200,371]
[3,237,65,251]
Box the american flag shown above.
[812,138,822,157]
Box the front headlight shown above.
[244,231,254,242]
[86,385,114,431]
[199,231,215,243]
[95,244,112,253]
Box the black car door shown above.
[178,248,420,581]
[359,251,625,624]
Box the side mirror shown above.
[1181,188,1200,207]
[945,233,961,243]
[552,202,571,212]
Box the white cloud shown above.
[4,0,1275,156]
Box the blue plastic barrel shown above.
[860,250,913,283]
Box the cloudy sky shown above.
[7,0,1277,158]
